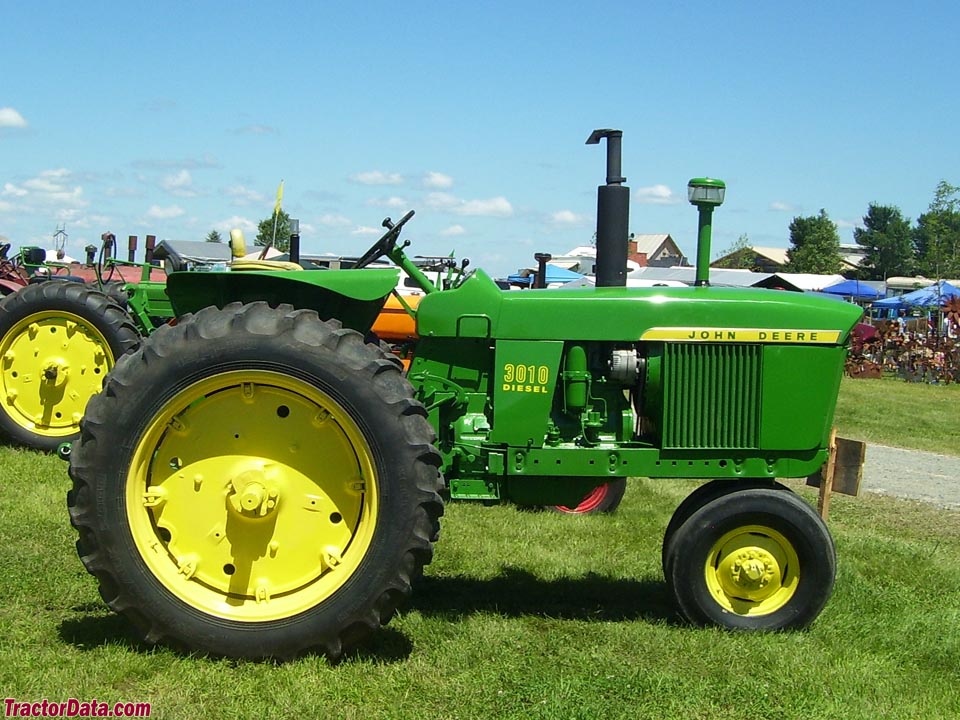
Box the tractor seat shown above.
[228,229,303,272]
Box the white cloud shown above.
[551,210,587,225]
[458,197,513,217]
[366,196,408,209]
[215,216,257,234]
[226,185,266,204]
[0,107,27,128]
[2,183,27,198]
[317,214,352,227]
[105,185,142,198]
[7,169,87,208]
[350,170,404,186]
[162,170,196,197]
[424,192,461,210]
[235,124,278,135]
[423,171,453,189]
[769,201,798,212]
[440,224,466,236]
[146,205,185,220]
[0,200,13,212]
[351,226,381,236]
[634,184,677,205]
[426,192,513,217]
[835,218,857,229]
[73,214,112,229]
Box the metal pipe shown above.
[587,129,629,288]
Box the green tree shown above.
[852,204,913,280]
[784,209,843,274]
[205,229,223,243]
[255,208,292,253]
[712,233,756,269]
[913,181,960,278]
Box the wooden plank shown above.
[806,437,866,498]
[816,429,838,520]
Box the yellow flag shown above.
[274,180,284,215]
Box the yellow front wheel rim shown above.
[0,310,113,437]
[126,370,379,623]
[704,525,799,616]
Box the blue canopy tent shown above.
[822,279,883,300]
[873,280,960,310]
[507,264,585,287]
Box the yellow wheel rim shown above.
[0,310,114,437]
[704,525,799,616]
[126,370,379,622]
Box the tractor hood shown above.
[416,270,863,344]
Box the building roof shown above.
[632,234,673,254]
[748,247,790,265]
[753,272,846,292]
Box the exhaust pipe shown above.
[587,129,629,288]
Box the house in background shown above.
[629,234,687,267]
[838,243,868,274]
[548,234,688,276]
[711,246,789,273]
[712,243,867,275]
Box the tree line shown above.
[717,180,960,280]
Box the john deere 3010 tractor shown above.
[67,130,863,660]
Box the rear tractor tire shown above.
[68,302,445,660]
[668,488,835,631]
[0,281,141,451]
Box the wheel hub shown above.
[228,468,279,518]
[42,359,68,385]
[705,525,799,614]
[725,548,779,598]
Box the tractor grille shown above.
[661,343,761,450]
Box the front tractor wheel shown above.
[68,303,444,660]
[668,488,835,631]
[0,282,141,450]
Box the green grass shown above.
[834,376,960,455]
[2,439,959,720]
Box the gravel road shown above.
[861,443,960,510]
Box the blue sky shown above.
[2,1,958,277]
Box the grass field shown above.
[834,377,960,456]
[1,377,958,719]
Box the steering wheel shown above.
[353,210,415,269]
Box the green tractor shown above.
[66,130,862,660]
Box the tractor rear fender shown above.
[0,278,25,296]
[166,268,400,333]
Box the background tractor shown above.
[66,130,863,660]
[0,235,172,451]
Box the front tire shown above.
[0,282,141,450]
[669,488,835,631]
[68,302,444,660]
[662,479,789,583]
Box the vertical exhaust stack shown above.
[587,129,630,288]
[145,235,157,265]
[534,252,552,289]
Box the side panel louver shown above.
[662,344,762,450]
